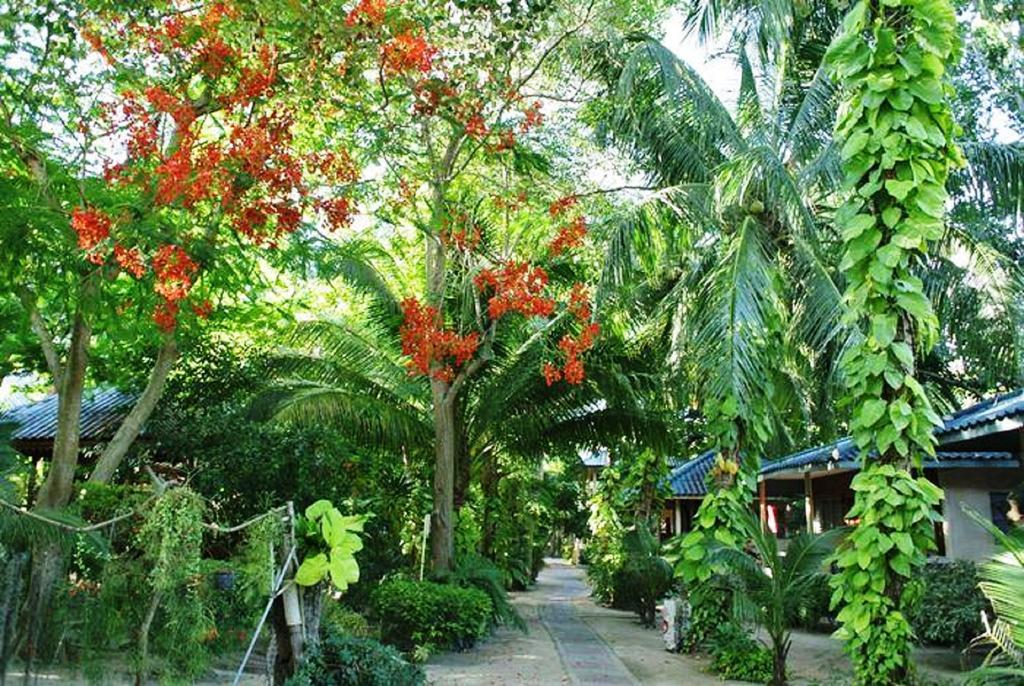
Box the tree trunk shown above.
[453,396,470,511]
[480,453,498,559]
[19,545,61,685]
[134,590,162,686]
[301,585,325,645]
[89,337,178,483]
[771,633,789,686]
[35,308,91,510]
[430,390,456,573]
[22,302,91,676]
[269,597,298,685]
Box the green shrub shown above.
[285,631,424,686]
[708,625,774,683]
[323,602,375,639]
[680,585,732,653]
[907,560,987,648]
[616,528,674,627]
[370,579,492,651]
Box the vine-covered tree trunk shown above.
[453,396,470,511]
[825,0,961,682]
[22,302,91,676]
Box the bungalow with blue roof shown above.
[662,389,1024,561]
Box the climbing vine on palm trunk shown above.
[673,394,769,650]
[825,0,963,682]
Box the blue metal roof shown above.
[666,450,716,497]
[668,388,1024,494]
[758,389,1024,477]
[579,446,610,468]
[759,440,1016,476]
[0,388,137,443]
[937,388,1024,438]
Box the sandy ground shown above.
[424,563,573,685]
[426,559,746,686]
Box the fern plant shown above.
[448,554,526,633]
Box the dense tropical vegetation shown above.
[0,0,1022,683]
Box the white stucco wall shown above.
[939,468,1021,562]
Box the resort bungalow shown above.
[1,388,139,505]
[662,389,1024,562]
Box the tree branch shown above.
[89,336,179,484]
[16,286,63,386]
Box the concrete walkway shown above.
[425,559,731,686]
[426,559,970,686]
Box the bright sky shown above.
[661,7,740,111]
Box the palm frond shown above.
[691,216,780,406]
[956,142,1024,221]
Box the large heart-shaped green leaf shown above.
[295,553,329,586]
[332,531,364,556]
[328,555,360,591]
[305,500,333,520]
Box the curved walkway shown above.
[537,562,637,685]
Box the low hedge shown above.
[369,579,492,651]
[285,632,424,686]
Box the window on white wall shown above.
[990,492,1011,533]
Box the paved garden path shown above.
[427,559,969,686]
[536,562,638,685]
[425,559,728,686]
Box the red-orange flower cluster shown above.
[114,244,146,278]
[381,31,436,74]
[399,298,480,382]
[70,207,111,253]
[520,101,543,134]
[318,197,355,231]
[464,113,488,140]
[544,284,599,386]
[549,216,587,255]
[474,262,555,319]
[150,245,199,331]
[487,129,516,153]
[492,191,528,212]
[549,195,578,216]
[568,282,592,321]
[152,244,198,303]
[557,323,599,384]
[346,0,387,27]
[440,213,481,252]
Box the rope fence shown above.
[0,490,298,685]
[0,495,288,535]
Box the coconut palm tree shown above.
[596,30,1024,448]
[708,511,845,686]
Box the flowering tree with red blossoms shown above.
[0,1,361,655]
[279,0,606,570]
[5,1,361,507]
